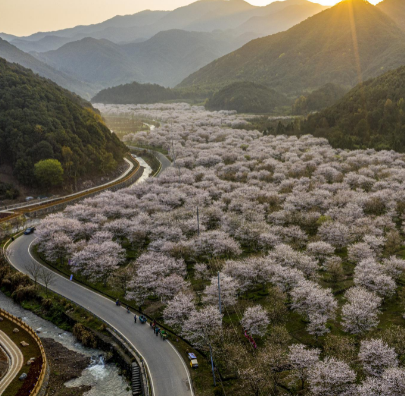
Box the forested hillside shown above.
[292,83,348,114]
[205,81,289,113]
[0,58,127,188]
[302,65,405,151]
[179,0,405,94]
[92,81,208,104]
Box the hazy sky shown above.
[0,0,381,37]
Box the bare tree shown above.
[26,260,42,289]
[40,268,57,297]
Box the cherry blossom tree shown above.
[383,256,405,280]
[288,344,320,390]
[307,241,335,262]
[181,306,223,350]
[341,287,382,334]
[290,279,337,319]
[194,263,209,280]
[126,252,187,305]
[359,339,398,377]
[203,272,239,308]
[307,357,356,396]
[347,242,375,263]
[240,305,269,336]
[354,258,396,298]
[163,292,195,331]
[38,231,73,264]
[318,222,351,249]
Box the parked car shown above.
[188,353,198,368]
[24,227,36,235]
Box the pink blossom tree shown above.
[181,306,223,350]
[288,344,320,390]
[307,357,356,396]
[240,305,269,336]
[359,339,398,377]
[341,287,382,334]
[203,272,239,308]
[163,292,195,331]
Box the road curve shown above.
[7,235,193,396]
[0,330,24,394]
[127,146,171,177]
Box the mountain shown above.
[0,38,95,98]
[121,29,255,87]
[0,58,127,187]
[7,0,327,47]
[237,2,329,37]
[0,33,18,42]
[377,0,405,31]
[35,37,143,88]
[302,65,405,152]
[179,0,405,94]
[11,36,73,53]
[35,30,255,89]
[15,10,170,43]
[205,81,289,113]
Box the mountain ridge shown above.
[178,0,405,94]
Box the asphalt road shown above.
[0,330,23,394]
[127,147,171,177]
[7,235,193,396]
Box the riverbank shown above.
[0,291,131,396]
[42,338,91,396]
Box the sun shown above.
[248,0,380,5]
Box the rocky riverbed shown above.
[0,292,131,396]
[42,338,92,396]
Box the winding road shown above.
[7,235,192,396]
[4,149,194,396]
[127,146,172,177]
[0,330,23,394]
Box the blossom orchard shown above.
[36,103,405,393]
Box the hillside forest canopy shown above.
[0,58,127,190]
[302,65,405,152]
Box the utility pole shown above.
[197,206,200,236]
[209,343,216,387]
[218,271,222,314]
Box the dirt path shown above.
[0,330,23,394]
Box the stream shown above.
[0,292,131,396]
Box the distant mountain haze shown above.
[3,0,329,52]
[0,38,96,99]
[179,0,405,94]
[377,0,405,31]
[237,2,329,37]
[35,37,144,88]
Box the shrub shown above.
[73,323,97,348]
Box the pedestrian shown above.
[134,314,137,323]
[156,327,160,337]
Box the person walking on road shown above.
[134,314,137,323]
